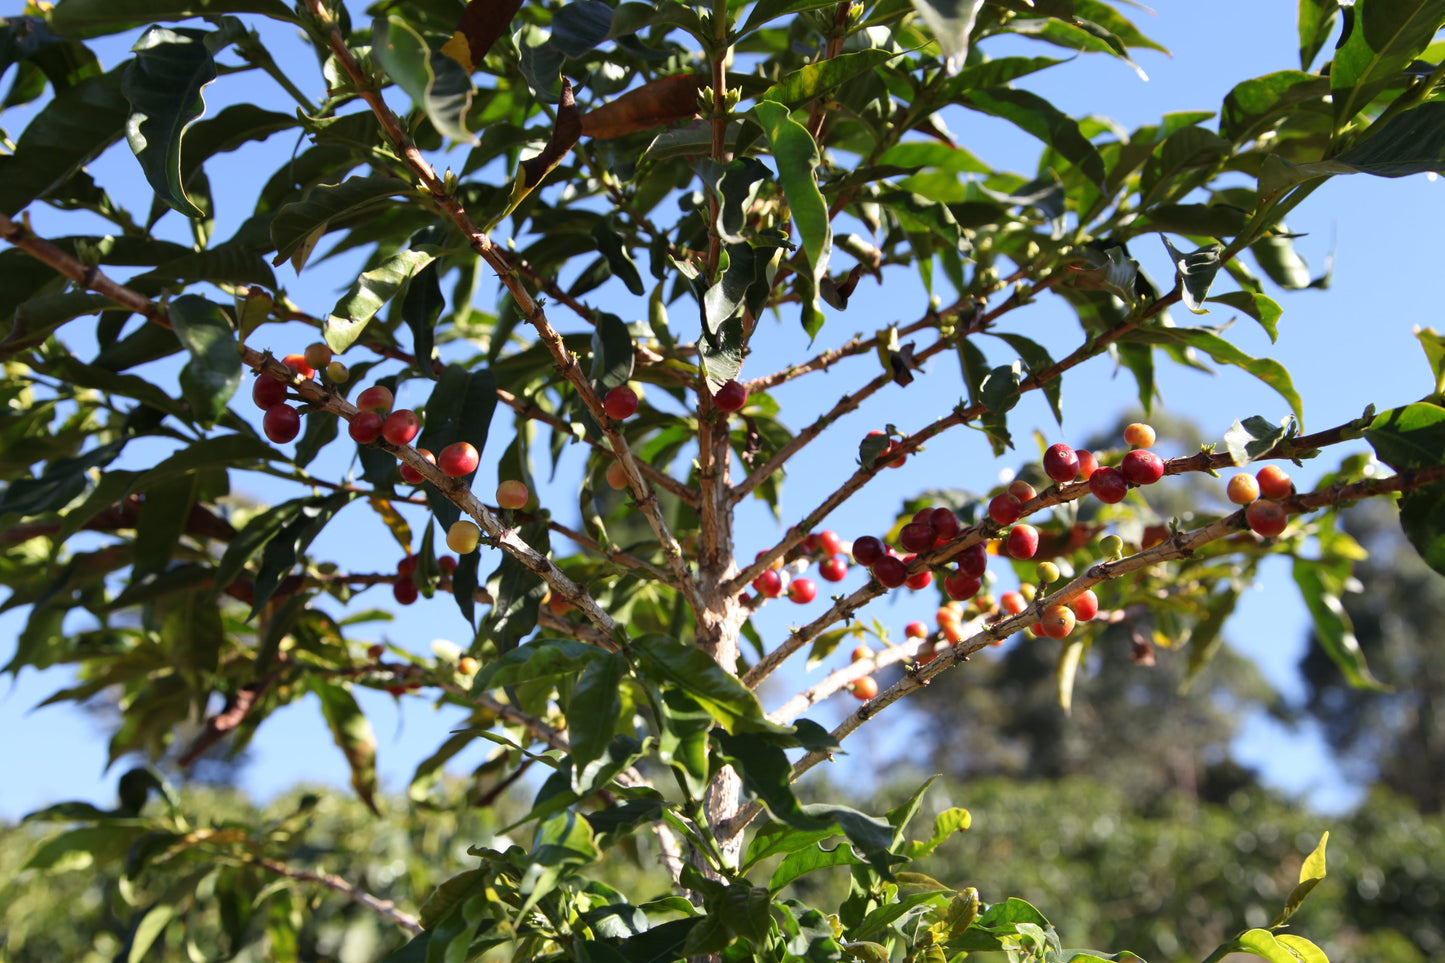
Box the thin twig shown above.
[251,855,424,935]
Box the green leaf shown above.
[122,21,243,218]
[472,638,600,690]
[169,294,240,426]
[769,842,861,892]
[310,679,380,815]
[401,261,443,374]
[269,177,416,270]
[1417,326,1445,395]
[0,66,128,217]
[1148,326,1304,426]
[1223,415,1290,466]
[909,0,984,72]
[591,217,644,295]
[760,49,893,107]
[1271,831,1328,927]
[551,0,613,57]
[590,312,635,392]
[1160,238,1222,314]
[373,15,476,145]
[324,247,438,353]
[248,491,354,617]
[634,635,778,734]
[1219,70,1327,144]
[752,101,832,282]
[1299,0,1341,70]
[416,364,498,529]
[716,730,826,834]
[1235,928,1323,963]
[1260,101,1445,197]
[50,0,298,37]
[1366,402,1445,575]
[475,517,549,654]
[991,333,1061,424]
[1330,0,1445,127]
[1292,558,1385,690]
[125,902,176,963]
[958,87,1107,189]
[568,652,626,793]
[1208,290,1282,342]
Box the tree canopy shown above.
[5,0,1445,961]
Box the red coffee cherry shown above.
[930,508,960,540]
[282,353,315,379]
[438,442,480,478]
[603,385,639,419]
[988,493,1023,526]
[899,522,935,553]
[1089,466,1129,504]
[252,374,288,410]
[1043,443,1080,483]
[852,535,885,566]
[1246,498,1288,537]
[1076,449,1099,479]
[1069,589,1100,622]
[957,541,988,579]
[349,411,384,445]
[787,578,817,604]
[943,571,981,601]
[819,557,848,582]
[871,555,908,589]
[753,568,784,598]
[713,379,747,412]
[1040,604,1076,639]
[392,578,419,605]
[1006,524,1039,560]
[263,404,300,443]
[399,448,436,485]
[382,409,421,446]
[1256,464,1293,500]
[1120,449,1164,486]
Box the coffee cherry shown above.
[851,645,873,663]
[713,379,747,412]
[852,535,885,566]
[1035,561,1059,584]
[438,442,479,478]
[917,641,939,664]
[1070,589,1100,622]
[899,522,935,553]
[988,493,1023,526]
[1076,449,1099,479]
[787,577,817,604]
[1008,479,1037,502]
[605,460,629,490]
[753,569,784,598]
[1121,449,1165,486]
[1089,466,1129,504]
[905,621,929,640]
[850,676,879,701]
[867,430,907,468]
[905,566,933,590]
[1040,604,1076,639]
[943,571,981,601]
[603,385,638,419]
[458,656,479,675]
[303,342,332,371]
[496,480,530,510]
[282,353,315,379]
[819,557,848,582]
[438,555,457,575]
[382,409,421,446]
[446,520,481,554]
[1006,524,1039,560]
[1124,422,1156,448]
[871,555,908,589]
[1099,534,1124,558]
[397,554,418,580]
[355,385,394,413]
[930,508,960,541]
[1043,443,1080,483]
[1000,591,1027,615]
[1246,498,1288,537]
[756,550,785,571]
[957,542,988,579]
[1256,464,1293,500]
[367,643,385,660]
[393,578,419,605]
[1019,583,1037,602]
[263,404,300,443]
[1227,473,1261,505]
[349,411,384,444]
[252,374,288,409]
[325,361,349,384]
[400,448,436,485]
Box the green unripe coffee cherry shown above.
[1099,534,1123,558]
[326,360,349,384]
[1035,561,1059,585]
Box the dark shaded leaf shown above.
[309,679,380,814]
[1330,0,1445,127]
[959,87,1106,189]
[590,312,635,391]
[1293,558,1384,691]
[270,176,416,270]
[591,218,644,295]
[50,0,297,38]
[1160,237,1223,313]
[324,248,437,353]
[169,294,240,426]
[416,364,497,529]
[444,0,524,72]
[569,652,626,792]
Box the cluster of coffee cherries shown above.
[390,552,458,606]
[365,642,478,697]
[1228,463,1295,537]
[444,479,532,556]
[601,379,749,425]
[850,504,991,598]
[746,530,853,605]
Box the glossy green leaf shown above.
[1366,402,1445,575]
[1160,237,1223,313]
[125,903,176,963]
[551,0,613,57]
[169,294,240,426]
[324,248,437,353]
[1417,326,1445,395]
[761,49,893,107]
[401,261,442,375]
[568,652,626,792]
[1208,289,1281,342]
[310,679,380,815]
[1298,0,1340,70]
[248,491,354,617]
[768,841,861,892]
[590,312,635,392]
[269,177,417,270]
[1292,558,1385,690]
[752,100,831,282]
[634,635,777,734]
[2,292,114,353]
[1149,326,1304,426]
[0,66,128,217]
[50,0,297,38]
[122,21,243,218]
[1331,0,1445,126]
[591,217,644,295]
[992,333,1061,424]
[1219,70,1327,144]
[959,87,1106,190]
[373,15,476,145]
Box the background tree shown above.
[4,1,1445,962]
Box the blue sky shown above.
[3,2,1442,820]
